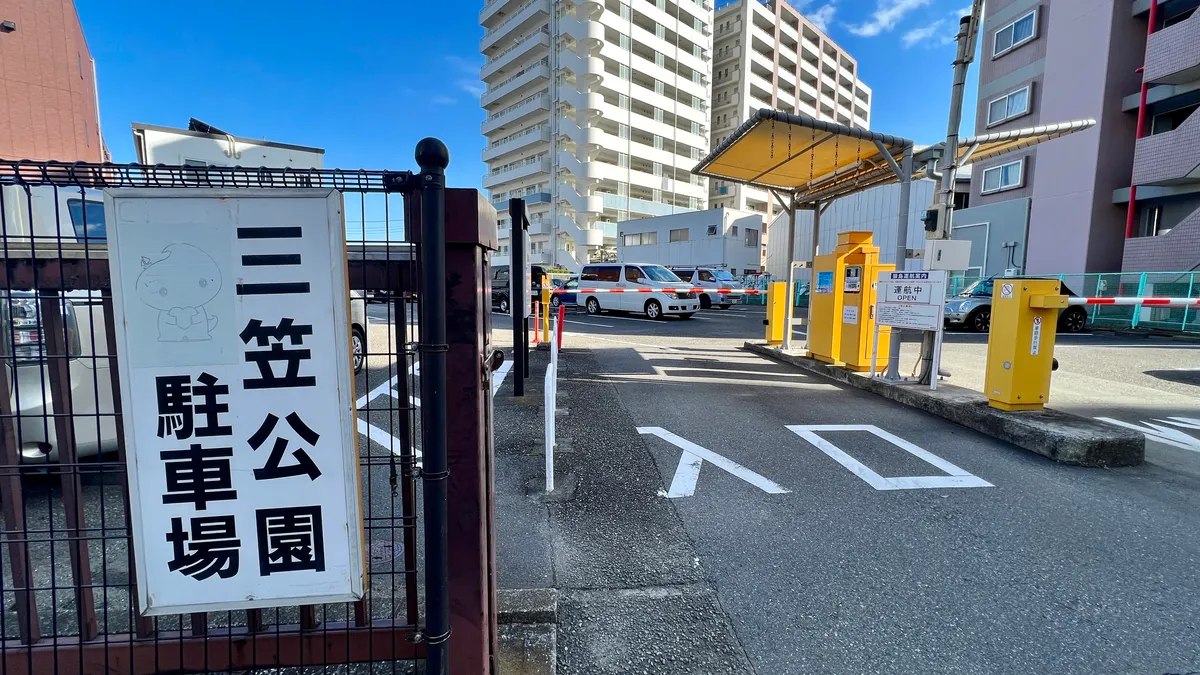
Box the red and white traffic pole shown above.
[1067,297,1199,307]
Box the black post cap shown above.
[415,137,450,172]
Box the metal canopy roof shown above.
[693,109,1098,206]
[692,109,914,204]
[956,118,1097,165]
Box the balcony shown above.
[1122,207,1200,271]
[481,29,550,81]
[483,158,551,189]
[481,94,550,135]
[600,193,693,217]
[1144,9,1200,85]
[482,125,550,162]
[493,191,552,211]
[481,0,549,53]
[480,0,522,25]
[1131,108,1200,186]
[482,62,549,108]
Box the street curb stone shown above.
[743,342,1145,467]
[498,588,559,625]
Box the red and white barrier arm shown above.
[550,287,763,295]
[1066,297,1200,307]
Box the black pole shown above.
[510,198,527,396]
[416,137,451,673]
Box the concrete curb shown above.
[743,342,1145,467]
[498,588,558,624]
[498,589,558,675]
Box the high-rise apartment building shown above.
[962,0,1200,274]
[480,0,714,271]
[708,0,871,223]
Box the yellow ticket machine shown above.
[808,232,893,371]
[985,279,1065,411]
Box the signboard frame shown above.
[106,188,366,616]
[869,270,948,391]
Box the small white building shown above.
[616,208,764,276]
[132,118,324,168]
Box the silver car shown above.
[944,278,1089,334]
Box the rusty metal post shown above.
[0,317,40,645]
[39,292,99,641]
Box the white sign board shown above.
[879,271,946,306]
[842,306,859,325]
[871,270,950,390]
[876,303,941,330]
[1031,316,1043,356]
[106,189,365,615]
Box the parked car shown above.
[671,267,742,310]
[549,277,579,309]
[490,263,549,313]
[944,277,1089,333]
[1,186,369,463]
[577,263,698,319]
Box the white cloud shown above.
[808,3,837,32]
[902,18,945,48]
[457,79,486,97]
[432,95,456,105]
[444,55,481,74]
[847,0,933,37]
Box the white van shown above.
[670,267,743,310]
[1,184,368,462]
[578,263,699,319]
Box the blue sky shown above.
[77,0,978,190]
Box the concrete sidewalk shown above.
[492,346,755,675]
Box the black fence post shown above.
[510,198,528,396]
[416,138,451,674]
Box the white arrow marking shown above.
[1095,417,1200,453]
[637,427,790,498]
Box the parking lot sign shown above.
[106,189,365,615]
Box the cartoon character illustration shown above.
[136,243,223,342]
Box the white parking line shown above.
[565,319,615,328]
[787,424,993,491]
[491,359,513,397]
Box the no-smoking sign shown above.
[1001,283,1014,299]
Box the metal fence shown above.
[948,271,1200,334]
[0,155,457,673]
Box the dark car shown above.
[549,277,579,308]
[944,277,1089,333]
[491,264,549,313]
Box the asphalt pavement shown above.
[498,302,1200,673]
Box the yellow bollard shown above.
[765,281,787,345]
[985,278,1066,411]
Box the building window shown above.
[987,86,1031,126]
[981,159,1024,194]
[1139,205,1165,237]
[1151,103,1199,135]
[744,229,759,247]
[623,232,658,246]
[707,224,718,236]
[730,225,739,236]
[993,10,1037,58]
[669,228,689,242]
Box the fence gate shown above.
[0,141,499,674]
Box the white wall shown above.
[616,208,764,274]
[764,179,941,278]
[137,127,324,168]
